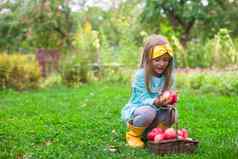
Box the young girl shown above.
[121,34,177,148]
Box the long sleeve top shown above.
[121,68,167,122]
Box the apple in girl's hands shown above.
[169,91,177,104]
[160,90,178,105]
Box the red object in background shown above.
[36,48,60,77]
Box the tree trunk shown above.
[167,9,195,48]
[179,32,190,48]
[179,19,195,48]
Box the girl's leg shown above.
[132,106,157,127]
[126,106,157,148]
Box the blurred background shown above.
[0,0,238,94]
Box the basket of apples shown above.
[147,127,199,155]
[147,90,199,155]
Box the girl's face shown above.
[151,53,171,75]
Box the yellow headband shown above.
[151,44,173,59]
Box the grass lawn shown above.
[0,82,238,159]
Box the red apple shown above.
[177,130,185,139]
[177,129,189,139]
[147,128,165,141]
[154,133,165,143]
[152,127,164,134]
[161,90,177,105]
[169,91,177,104]
[181,129,189,138]
[170,94,177,104]
[147,131,157,141]
[164,128,176,139]
[179,136,185,139]
[178,130,183,136]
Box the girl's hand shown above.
[154,90,178,107]
[154,96,171,107]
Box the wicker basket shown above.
[147,138,199,155]
[147,107,199,155]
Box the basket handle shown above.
[169,106,179,140]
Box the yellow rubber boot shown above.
[126,123,145,148]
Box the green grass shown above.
[0,83,238,159]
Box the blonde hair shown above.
[140,34,174,93]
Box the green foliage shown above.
[0,0,76,52]
[101,66,133,84]
[25,0,75,51]
[117,38,139,67]
[39,74,62,89]
[62,62,86,87]
[0,53,41,90]
[212,28,238,67]
[1,0,238,70]
[61,25,99,85]
[189,74,205,90]
[99,28,114,64]
[0,83,238,158]
[141,0,238,46]
[173,28,238,68]
[0,0,29,52]
[176,71,238,96]
[75,1,143,67]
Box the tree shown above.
[0,0,28,52]
[24,0,75,51]
[141,0,238,47]
[0,0,76,52]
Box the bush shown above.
[176,71,238,96]
[172,28,238,68]
[101,64,133,84]
[0,53,41,90]
[61,53,91,87]
[39,74,62,88]
[61,24,99,86]
[212,29,238,68]
[189,74,206,90]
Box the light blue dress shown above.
[121,68,168,123]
